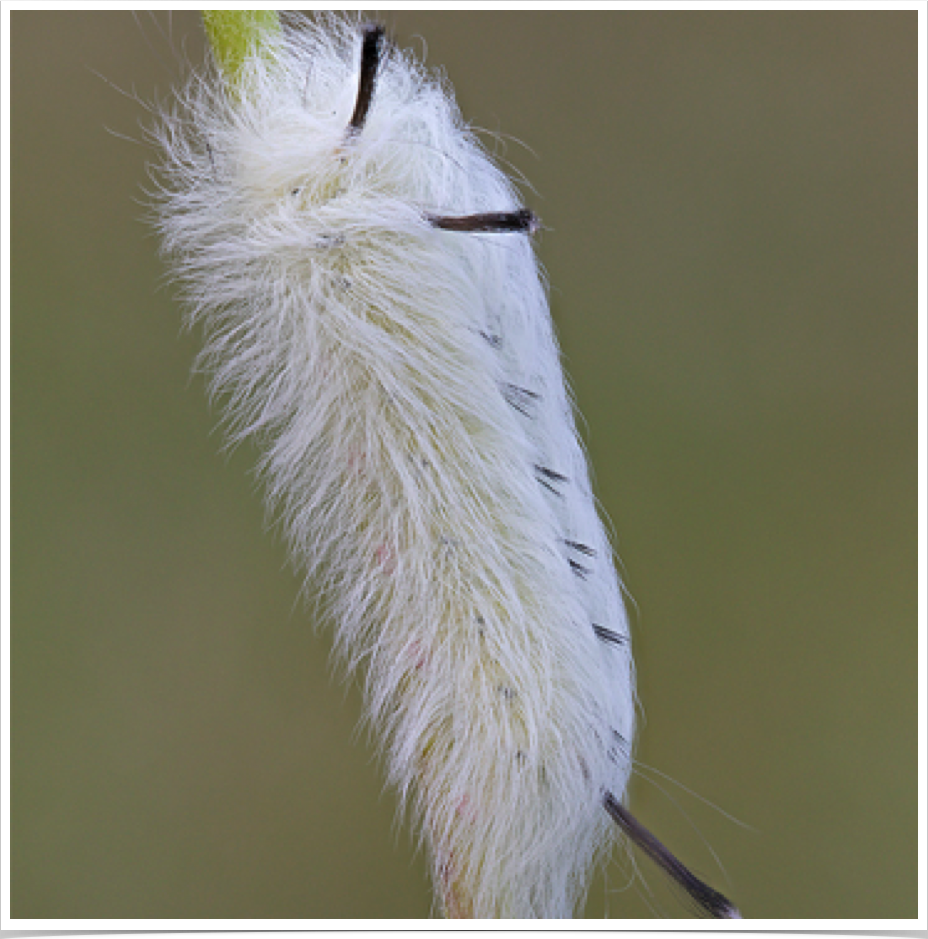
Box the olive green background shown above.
[11,10,917,921]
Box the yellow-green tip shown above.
[202,10,281,85]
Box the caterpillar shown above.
[150,12,738,919]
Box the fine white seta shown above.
[151,14,739,919]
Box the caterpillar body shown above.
[152,13,738,919]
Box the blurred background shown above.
[11,10,917,921]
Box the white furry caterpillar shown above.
[151,13,738,919]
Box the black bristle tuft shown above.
[568,558,590,579]
[604,793,741,919]
[592,624,626,646]
[347,23,386,134]
[533,464,568,495]
[500,383,540,418]
[564,539,596,557]
[427,209,540,234]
